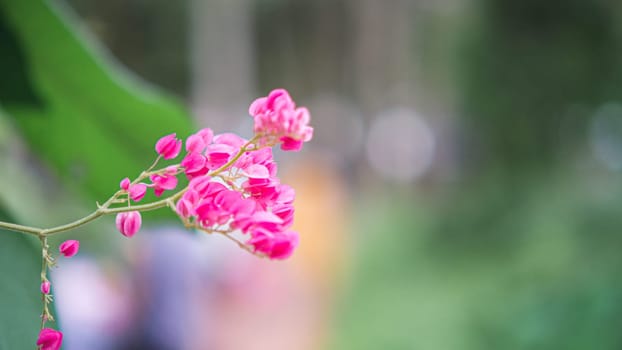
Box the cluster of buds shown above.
[35,89,313,349]
[36,240,80,349]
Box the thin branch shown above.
[0,136,261,238]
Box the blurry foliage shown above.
[64,0,190,97]
[253,0,350,96]
[335,176,622,349]
[0,0,193,200]
[458,0,622,171]
[0,207,40,350]
[335,1,622,349]
[0,0,193,347]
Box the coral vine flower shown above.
[115,211,142,238]
[59,240,80,257]
[197,127,214,145]
[128,183,147,202]
[185,133,207,154]
[155,133,182,159]
[150,172,178,197]
[181,152,206,175]
[120,178,147,201]
[248,229,299,259]
[36,328,63,350]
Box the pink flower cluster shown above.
[249,88,313,151]
[175,141,299,259]
[32,89,311,348]
[112,88,311,259]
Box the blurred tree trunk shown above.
[190,0,255,132]
[349,0,418,118]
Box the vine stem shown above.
[0,136,259,238]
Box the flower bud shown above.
[155,133,182,159]
[119,177,130,191]
[59,240,80,258]
[40,281,51,294]
[115,211,142,238]
[36,328,63,350]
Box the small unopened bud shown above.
[155,133,182,160]
[59,240,80,258]
[115,211,142,238]
[119,177,131,191]
[40,281,51,294]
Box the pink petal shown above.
[280,136,303,151]
[186,134,206,154]
[197,128,214,145]
[129,183,147,202]
[213,133,247,148]
[243,164,270,179]
[181,153,206,174]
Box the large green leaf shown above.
[0,210,41,350]
[0,0,194,347]
[0,0,194,200]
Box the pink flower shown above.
[242,164,270,179]
[120,177,130,191]
[280,136,304,151]
[248,229,299,260]
[36,328,63,350]
[59,240,79,258]
[243,177,279,208]
[273,203,295,228]
[155,133,182,159]
[188,176,214,195]
[197,127,214,145]
[248,89,313,151]
[205,143,235,170]
[115,211,142,238]
[40,281,51,294]
[176,198,194,218]
[186,133,207,154]
[213,133,247,149]
[275,184,295,205]
[128,183,147,202]
[181,152,207,175]
[150,172,178,197]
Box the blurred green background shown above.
[2,0,622,349]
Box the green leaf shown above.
[0,209,41,350]
[0,0,194,200]
[0,0,195,346]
